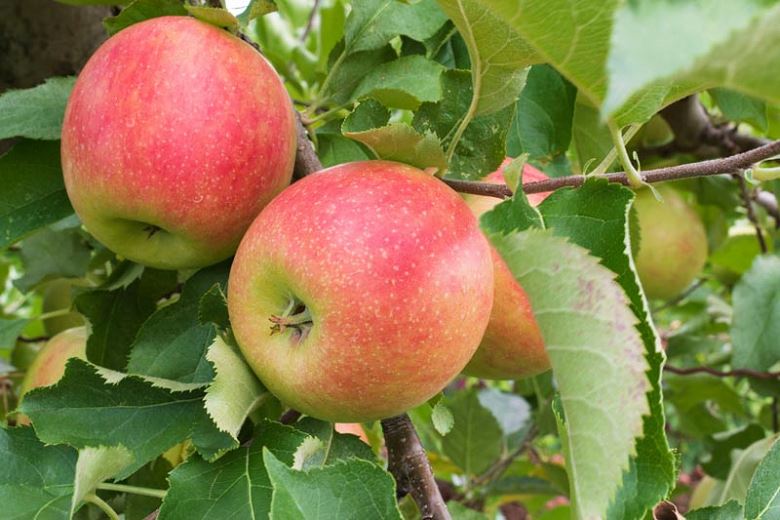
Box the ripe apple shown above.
[41,279,84,336]
[16,327,87,425]
[61,16,296,270]
[335,423,369,443]
[634,185,708,300]
[461,159,550,379]
[228,161,494,422]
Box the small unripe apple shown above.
[634,185,708,300]
[16,327,87,425]
[228,161,494,422]
[461,159,550,380]
[62,16,296,270]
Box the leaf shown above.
[0,140,73,249]
[413,70,515,179]
[236,0,277,25]
[484,229,650,520]
[441,389,503,475]
[353,55,445,110]
[704,424,766,480]
[0,77,75,140]
[745,437,780,520]
[0,427,76,519]
[198,283,230,330]
[571,97,616,172]
[103,0,187,36]
[317,122,375,168]
[159,421,308,519]
[0,319,29,350]
[436,0,535,115]
[507,65,576,169]
[71,445,134,516]
[710,88,769,132]
[344,0,448,54]
[204,337,267,442]
[184,5,239,29]
[712,436,779,507]
[431,400,455,436]
[14,227,92,293]
[731,255,780,395]
[343,99,447,173]
[477,388,531,440]
[127,262,231,383]
[19,359,234,478]
[604,1,780,123]
[535,180,676,519]
[321,43,396,106]
[76,278,159,371]
[293,418,377,466]
[687,500,744,520]
[264,449,402,519]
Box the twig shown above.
[381,414,451,520]
[735,173,768,253]
[300,0,321,41]
[293,111,323,179]
[664,365,780,380]
[472,426,537,487]
[754,189,780,229]
[652,278,708,313]
[443,139,780,199]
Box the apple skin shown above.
[334,423,369,443]
[461,159,550,379]
[228,161,494,422]
[61,16,296,270]
[634,185,708,300]
[16,327,87,426]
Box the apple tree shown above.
[2,0,780,519]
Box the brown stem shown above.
[294,111,324,178]
[300,0,321,42]
[754,189,780,229]
[443,139,780,199]
[381,414,451,520]
[664,365,780,380]
[735,173,768,254]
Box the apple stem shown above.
[382,414,451,520]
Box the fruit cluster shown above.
[44,16,707,424]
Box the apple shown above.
[16,327,87,425]
[461,159,550,379]
[61,16,296,270]
[41,279,84,336]
[634,185,708,300]
[335,423,369,443]
[228,161,494,422]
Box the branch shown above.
[381,414,451,520]
[300,0,321,42]
[293,112,323,178]
[664,364,780,380]
[735,173,769,253]
[444,139,780,199]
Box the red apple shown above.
[335,423,369,443]
[461,159,550,379]
[16,327,87,426]
[228,161,494,422]
[62,16,296,270]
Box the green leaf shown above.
[507,65,576,168]
[264,449,402,519]
[704,424,766,480]
[76,278,158,371]
[413,70,515,179]
[436,0,535,115]
[71,445,134,516]
[0,319,29,350]
[687,500,744,520]
[477,388,531,440]
[353,55,445,110]
[441,389,503,475]
[484,229,650,520]
[184,5,239,29]
[236,0,277,26]
[0,427,76,519]
[344,0,448,54]
[198,283,230,330]
[710,88,769,132]
[317,124,375,168]
[535,180,676,519]
[103,0,187,35]
[127,262,231,382]
[321,43,396,106]
[343,99,448,173]
[292,418,377,466]
[159,421,308,519]
[711,436,779,507]
[14,227,91,293]
[731,255,780,395]
[19,359,234,478]
[745,437,780,520]
[204,337,267,443]
[571,97,616,172]
[0,77,75,140]
[0,140,73,249]
[431,400,454,436]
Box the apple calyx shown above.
[143,224,163,238]
[269,299,313,341]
